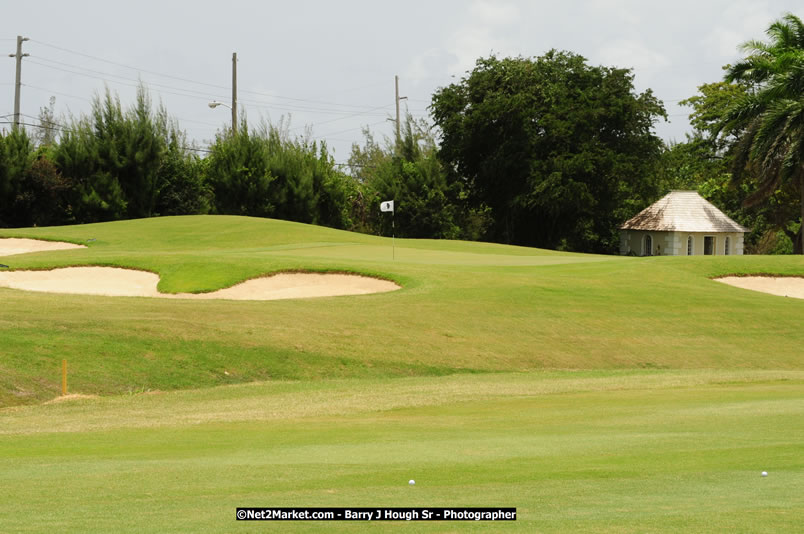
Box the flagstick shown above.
[392,211,395,260]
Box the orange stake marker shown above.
[61,359,67,396]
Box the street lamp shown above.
[207,52,238,135]
[208,100,236,135]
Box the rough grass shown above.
[1,215,803,406]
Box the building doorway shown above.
[704,236,715,255]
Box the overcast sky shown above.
[1,0,800,161]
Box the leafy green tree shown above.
[431,51,666,252]
[14,151,74,227]
[344,128,385,234]
[348,115,465,239]
[205,122,284,218]
[89,88,169,219]
[155,144,211,216]
[50,115,127,223]
[717,13,804,253]
[658,83,748,229]
[656,139,725,192]
[49,85,198,223]
[206,118,352,228]
[680,82,750,152]
[0,129,34,226]
[311,152,357,231]
[34,96,59,148]
[671,80,798,253]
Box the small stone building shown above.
[619,191,749,256]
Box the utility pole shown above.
[8,35,30,130]
[231,52,237,136]
[394,75,407,144]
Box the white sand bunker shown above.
[716,276,804,300]
[0,266,399,300]
[0,238,86,256]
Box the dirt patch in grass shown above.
[44,394,99,404]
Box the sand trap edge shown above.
[714,275,804,300]
[0,266,401,300]
[0,238,87,257]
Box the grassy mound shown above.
[1,215,803,406]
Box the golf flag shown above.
[380,200,394,213]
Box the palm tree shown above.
[718,13,804,253]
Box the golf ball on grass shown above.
[761,471,768,477]
[409,480,415,485]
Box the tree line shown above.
[1,13,801,253]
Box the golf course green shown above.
[1,215,802,532]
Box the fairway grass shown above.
[1,371,802,532]
[1,216,802,532]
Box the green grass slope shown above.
[1,215,803,406]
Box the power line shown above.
[27,60,324,120]
[21,80,387,137]
[31,39,231,90]
[0,119,70,131]
[25,84,93,103]
[27,56,394,119]
[288,105,392,132]
[26,59,230,103]
[333,162,378,168]
[30,39,392,112]
[19,38,402,149]
[312,119,388,140]
[326,80,388,97]
[186,146,212,154]
[30,56,226,99]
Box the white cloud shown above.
[449,26,508,73]
[469,0,520,26]
[597,39,670,71]
[702,1,776,59]
[585,0,643,27]
[406,48,458,83]
[448,0,520,73]
[405,0,520,82]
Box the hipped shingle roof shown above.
[620,191,750,233]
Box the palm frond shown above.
[779,141,801,184]
[744,170,782,206]
[730,118,760,182]
[726,54,777,84]
[718,92,767,135]
[766,19,796,48]
[723,13,804,221]
[780,13,804,48]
